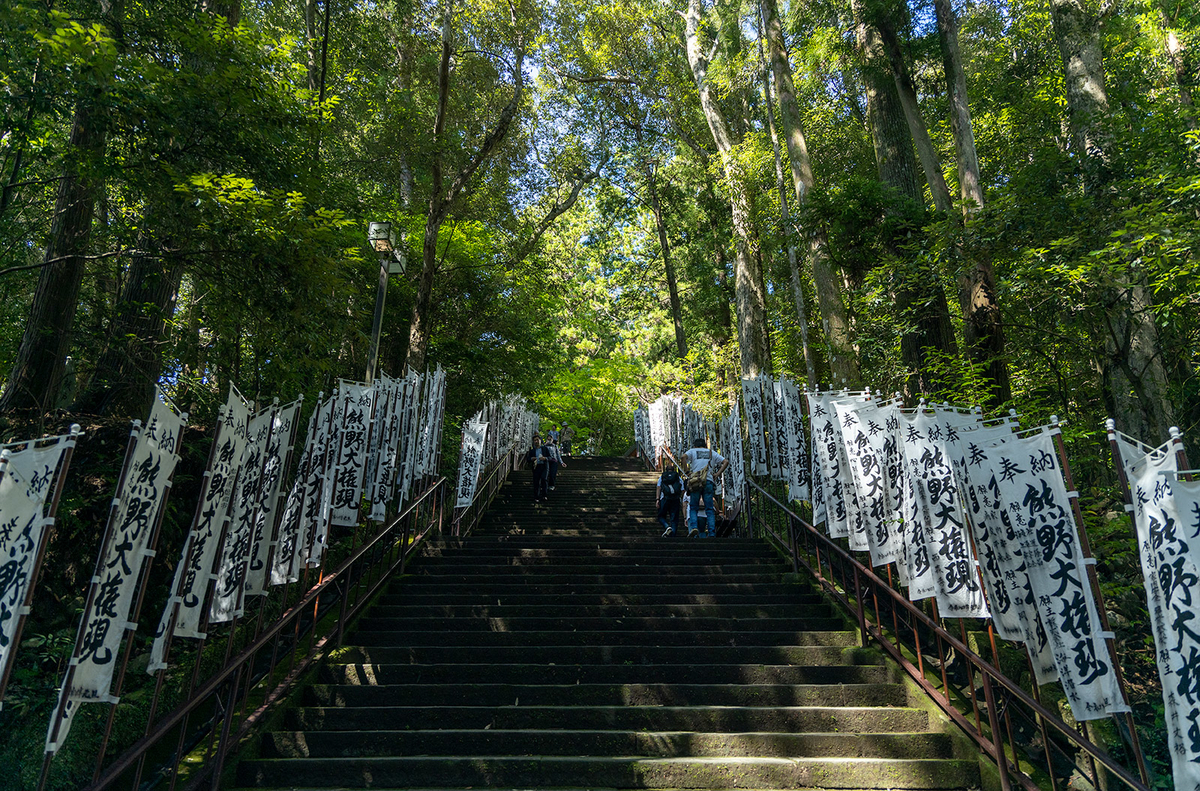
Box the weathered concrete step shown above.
[376,592,821,607]
[356,616,847,633]
[419,543,777,555]
[431,536,765,546]
[262,729,955,759]
[407,563,787,576]
[284,705,930,733]
[326,645,862,666]
[414,549,780,562]
[352,630,858,648]
[305,680,900,707]
[236,754,978,789]
[399,573,791,586]
[365,604,831,619]
[386,582,815,598]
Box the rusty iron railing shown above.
[83,476,448,791]
[745,479,1152,791]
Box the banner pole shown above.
[1051,419,1150,786]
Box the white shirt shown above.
[683,447,725,474]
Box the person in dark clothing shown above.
[560,424,574,457]
[547,438,566,490]
[526,434,551,502]
[656,458,684,537]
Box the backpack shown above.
[685,464,709,492]
[661,470,682,498]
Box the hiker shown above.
[547,436,566,490]
[656,457,684,537]
[682,437,729,538]
[548,424,561,444]
[560,424,575,456]
[526,434,551,503]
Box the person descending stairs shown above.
[232,455,979,790]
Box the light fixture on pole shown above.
[365,221,407,385]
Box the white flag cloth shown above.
[960,431,1058,684]
[244,401,299,596]
[835,400,901,567]
[306,393,342,568]
[742,379,769,476]
[170,387,251,642]
[368,379,402,522]
[908,411,989,618]
[330,382,375,527]
[455,419,489,508]
[0,432,74,703]
[1114,431,1200,789]
[894,410,942,602]
[397,373,422,505]
[271,406,319,587]
[808,391,864,539]
[48,394,184,751]
[763,376,783,481]
[210,407,273,623]
[984,428,1127,721]
[781,380,809,503]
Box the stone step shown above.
[283,704,933,733]
[397,572,792,585]
[235,754,979,789]
[261,729,956,759]
[355,616,849,633]
[352,630,859,647]
[326,645,864,666]
[364,604,832,619]
[375,592,822,606]
[406,563,788,575]
[381,583,817,599]
[304,680,901,707]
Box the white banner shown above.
[741,379,768,476]
[171,386,251,640]
[836,400,900,567]
[397,373,422,505]
[1115,430,1200,789]
[0,433,74,702]
[781,379,809,503]
[49,395,184,751]
[985,429,1126,720]
[210,407,273,623]
[808,392,857,539]
[330,382,374,527]
[895,410,940,601]
[960,431,1058,684]
[271,405,318,587]
[763,376,783,480]
[455,419,488,508]
[368,379,401,522]
[245,401,299,596]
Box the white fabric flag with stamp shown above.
[741,378,768,477]
[985,429,1126,720]
[455,418,489,508]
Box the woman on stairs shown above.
[526,434,552,503]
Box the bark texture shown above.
[642,156,688,359]
[0,100,105,413]
[760,0,857,385]
[685,0,770,378]
[934,0,1011,405]
[1049,0,1113,161]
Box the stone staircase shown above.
[232,455,979,789]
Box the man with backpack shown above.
[656,458,684,537]
[682,437,729,538]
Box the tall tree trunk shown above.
[1049,0,1113,162]
[641,155,687,359]
[74,240,184,416]
[685,0,770,378]
[851,0,956,397]
[760,0,856,386]
[875,17,953,212]
[1159,9,1197,130]
[405,1,526,372]
[1050,0,1176,439]
[933,0,1011,406]
[0,100,105,413]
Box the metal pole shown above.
[365,255,389,385]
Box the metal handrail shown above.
[452,446,519,537]
[746,479,1150,791]
[86,477,448,791]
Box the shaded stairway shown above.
[233,455,979,789]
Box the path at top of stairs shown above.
[232,455,978,790]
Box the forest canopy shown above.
[0,0,1197,456]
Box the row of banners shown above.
[0,367,448,754]
[635,380,1200,791]
[455,397,541,509]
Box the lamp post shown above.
[365,221,407,385]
